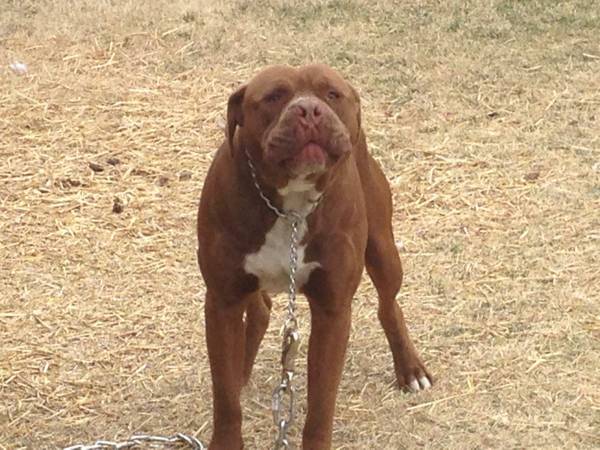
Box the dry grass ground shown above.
[1,1,599,449]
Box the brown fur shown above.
[197,64,432,450]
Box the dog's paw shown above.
[395,358,433,393]
[407,374,433,392]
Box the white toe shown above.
[418,376,432,390]
[409,378,420,392]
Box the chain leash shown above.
[245,149,321,449]
[272,215,301,449]
[64,151,319,450]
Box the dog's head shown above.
[226,64,361,187]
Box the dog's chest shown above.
[243,179,321,294]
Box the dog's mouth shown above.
[288,142,326,165]
[279,142,328,175]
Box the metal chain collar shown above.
[244,149,321,220]
[64,152,318,450]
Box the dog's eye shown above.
[327,89,341,100]
[264,89,285,103]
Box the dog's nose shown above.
[292,98,323,125]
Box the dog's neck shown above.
[277,176,322,216]
[237,141,323,219]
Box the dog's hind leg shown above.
[361,154,433,392]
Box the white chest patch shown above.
[244,177,321,294]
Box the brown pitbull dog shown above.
[197,64,432,450]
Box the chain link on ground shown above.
[63,433,206,450]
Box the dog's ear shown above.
[347,82,362,139]
[226,84,247,155]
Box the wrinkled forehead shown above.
[244,64,351,101]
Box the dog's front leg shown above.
[205,290,246,450]
[302,294,352,450]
